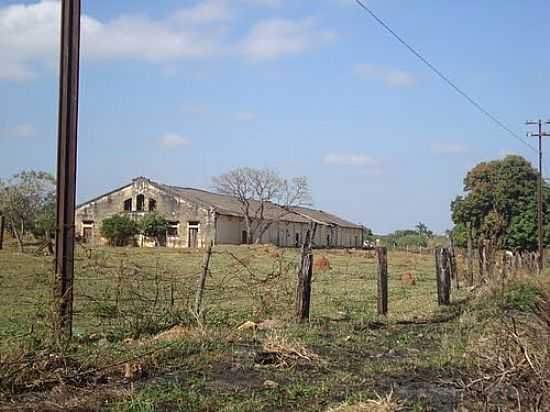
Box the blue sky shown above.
[1,0,549,234]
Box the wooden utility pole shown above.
[376,246,388,316]
[54,0,81,339]
[527,119,550,274]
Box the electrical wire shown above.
[354,0,537,153]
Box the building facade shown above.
[76,177,364,248]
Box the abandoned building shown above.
[75,177,365,248]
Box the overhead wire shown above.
[354,0,537,154]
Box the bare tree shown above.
[212,168,312,244]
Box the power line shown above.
[354,0,537,153]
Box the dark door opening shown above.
[241,230,248,245]
[188,222,199,248]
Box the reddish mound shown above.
[314,256,331,271]
[401,272,416,286]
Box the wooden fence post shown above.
[0,214,4,251]
[466,223,474,285]
[376,246,388,316]
[435,247,451,305]
[448,237,459,290]
[194,241,213,318]
[295,223,317,322]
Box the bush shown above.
[100,215,139,246]
[139,213,168,246]
[503,282,540,312]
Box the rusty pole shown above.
[527,119,550,274]
[54,0,81,339]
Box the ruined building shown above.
[76,177,364,248]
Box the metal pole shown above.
[527,119,550,274]
[54,0,81,338]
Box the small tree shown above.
[100,215,139,247]
[0,171,56,252]
[139,213,168,246]
[212,167,312,244]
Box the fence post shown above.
[295,223,317,322]
[435,247,451,305]
[448,237,459,290]
[376,246,388,316]
[466,223,474,285]
[0,214,4,250]
[194,241,213,318]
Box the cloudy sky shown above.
[1,0,549,234]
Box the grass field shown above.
[1,238,548,411]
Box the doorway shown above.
[188,222,199,248]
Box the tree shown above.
[100,215,139,247]
[415,222,433,238]
[0,171,56,252]
[451,155,549,251]
[139,213,168,246]
[212,167,312,244]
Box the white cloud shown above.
[0,1,334,81]
[240,17,335,60]
[431,142,468,154]
[236,111,257,121]
[323,153,380,170]
[160,133,191,148]
[1,124,35,138]
[172,0,233,25]
[355,64,415,88]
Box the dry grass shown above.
[259,331,321,368]
[327,391,403,412]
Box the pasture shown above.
[1,240,548,411]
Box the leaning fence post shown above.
[376,246,388,316]
[295,223,317,322]
[435,247,451,305]
[194,241,213,318]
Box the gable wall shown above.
[75,179,214,248]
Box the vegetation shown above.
[138,212,168,246]
[0,170,56,252]
[100,215,139,246]
[212,167,312,244]
[451,155,550,250]
[379,222,435,248]
[0,241,549,411]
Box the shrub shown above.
[503,282,540,312]
[138,213,168,246]
[100,215,139,246]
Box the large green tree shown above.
[0,171,56,252]
[451,155,550,251]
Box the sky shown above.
[1,0,550,234]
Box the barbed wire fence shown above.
[0,234,545,398]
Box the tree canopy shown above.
[0,171,56,252]
[451,155,550,250]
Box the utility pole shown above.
[527,119,550,274]
[54,0,81,339]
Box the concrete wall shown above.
[215,214,242,245]
[75,177,363,249]
[75,178,215,248]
